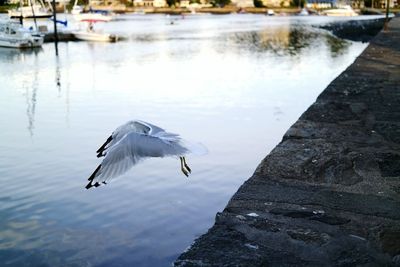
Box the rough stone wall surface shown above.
[175,18,400,267]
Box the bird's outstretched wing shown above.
[95,120,171,158]
[134,120,166,136]
[86,131,189,189]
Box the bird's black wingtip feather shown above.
[96,135,113,154]
[85,181,101,190]
[88,164,101,181]
[86,164,102,189]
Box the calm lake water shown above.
[0,14,369,267]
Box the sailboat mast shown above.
[43,0,54,12]
[29,0,38,30]
[19,0,24,25]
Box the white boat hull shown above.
[298,8,309,16]
[0,21,44,48]
[0,35,43,48]
[72,31,117,42]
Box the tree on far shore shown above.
[211,0,230,7]
[290,0,305,7]
[167,0,178,6]
[254,0,264,7]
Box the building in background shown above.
[133,0,167,7]
[261,0,290,7]
[231,0,254,7]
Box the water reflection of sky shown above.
[0,14,367,267]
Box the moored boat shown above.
[323,5,358,16]
[71,5,84,15]
[70,0,84,15]
[298,8,309,16]
[0,21,44,48]
[72,22,117,42]
[8,3,52,19]
[73,30,118,42]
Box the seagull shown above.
[86,120,207,189]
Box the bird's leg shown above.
[182,157,191,173]
[180,157,189,177]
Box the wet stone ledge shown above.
[319,18,387,42]
[175,17,400,267]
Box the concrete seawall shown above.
[175,18,400,266]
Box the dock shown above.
[175,17,400,266]
[43,32,77,43]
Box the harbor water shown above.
[0,14,368,267]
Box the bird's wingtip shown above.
[86,164,102,189]
[96,135,113,154]
[85,181,101,190]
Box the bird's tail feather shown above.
[180,139,208,156]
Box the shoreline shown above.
[0,6,304,15]
[175,17,400,267]
[1,5,398,15]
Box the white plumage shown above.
[86,120,207,189]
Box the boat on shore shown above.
[323,5,358,16]
[266,9,275,16]
[298,8,309,16]
[0,21,44,48]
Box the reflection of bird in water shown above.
[86,120,207,189]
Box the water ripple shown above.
[0,13,368,267]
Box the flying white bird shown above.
[86,120,207,189]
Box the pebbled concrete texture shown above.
[175,18,400,267]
